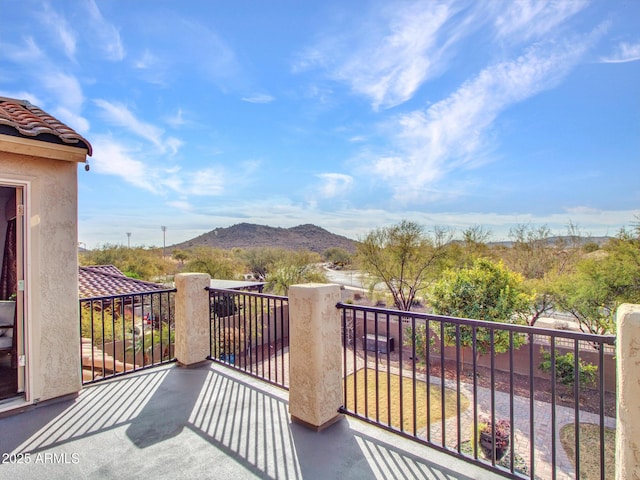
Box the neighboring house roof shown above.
[79,265,168,298]
[209,279,266,292]
[0,96,92,155]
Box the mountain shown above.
[171,223,357,254]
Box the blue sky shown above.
[2,0,639,248]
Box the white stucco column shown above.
[288,283,343,430]
[175,273,211,366]
[616,303,640,480]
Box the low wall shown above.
[352,312,616,394]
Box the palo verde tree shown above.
[356,220,451,311]
[240,247,284,281]
[185,246,244,279]
[323,247,353,267]
[502,223,584,325]
[265,250,327,295]
[429,258,533,365]
[555,219,640,334]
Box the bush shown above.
[80,303,125,344]
[539,349,597,387]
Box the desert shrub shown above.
[539,349,597,387]
[80,303,125,345]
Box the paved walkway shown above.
[264,347,615,480]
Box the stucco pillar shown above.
[175,273,211,366]
[616,304,640,480]
[288,283,343,430]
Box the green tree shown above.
[172,249,189,266]
[429,258,533,360]
[185,246,243,279]
[240,247,284,281]
[80,244,172,280]
[458,225,493,266]
[265,250,327,295]
[404,323,436,365]
[356,220,451,311]
[323,247,353,267]
[502,223,584,325]
[555,223,640,334]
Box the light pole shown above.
[161,226,167,258]
[126,232,131,248]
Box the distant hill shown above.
[171,223,357,254]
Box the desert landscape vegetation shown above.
[80,217,640,337]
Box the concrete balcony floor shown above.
[0,363,504,479]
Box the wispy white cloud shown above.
[494,0,588,42]
[600,41,640,63]
[40,2,77,59]
[41,72,90,132]
[133,49,158,70]
[182,167,226,196]
[241,94,275,104]
[0,90,43,106]
[165,108,186,127]
[166,199,193,211]
[316,173,353,198]
[90,137,152,192]
[127,15,241,90]
[372,31,602,203]
[165,137,184,156]
[297,1,462,110]
[43,72,84,111]
[95,99,162,145]
[0,34,89,133]
[179,19,241,86]
[91,136,224,197]
[84,0,124,61]
[94,100,182,154]
[53,106,90,134]
[3,37,45,63]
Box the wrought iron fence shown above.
[338,303,616,480]
[79,289,176,384]
[208,288,289,389]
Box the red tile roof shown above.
[79,265,169,298]
[0,96,92,155]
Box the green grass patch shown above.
[345,369,469,432]
[560,423,615,480]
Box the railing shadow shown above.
[1,363,494,479]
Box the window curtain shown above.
[0,217,16,300]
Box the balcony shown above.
[0,362,504,479]
[1,275,637,480]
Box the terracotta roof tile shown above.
[79,265,169,298]
[0,96,92,155]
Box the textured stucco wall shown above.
[175,273,211,366]
[0,149,83,402]
[616,304,640,480]
[288,283,342,429]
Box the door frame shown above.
[0,179,31,402]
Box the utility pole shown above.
[126,232,131,248]
[161,226,167,258]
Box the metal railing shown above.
[208,288,289,389]
[338,303,616,480]
[80,289,176,384]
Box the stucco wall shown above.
[0,149,82,402]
